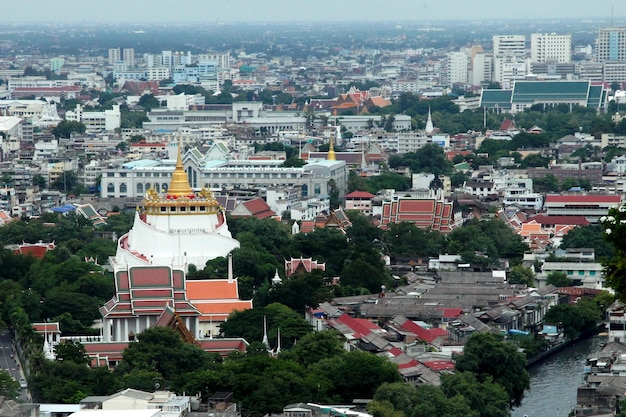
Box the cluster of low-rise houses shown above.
[3,22,626,417]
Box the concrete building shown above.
[595,27,626,63]
[447,51,469,86]
[100,151,347,200]
[65,104,121,132]
[531,33,572,63]
[471,52,494,86]
[493,35,526,59]
[543,194,622,223]
[108,48,121,66]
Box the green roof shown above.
[480,89,512,109]
[454,161,472,171]
[587,85,603,108]
[512,81,589,103]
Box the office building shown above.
[531,33,571,63]
[595,27,626,62]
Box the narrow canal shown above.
[511,335,607,417]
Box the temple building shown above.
[69,143,251,365]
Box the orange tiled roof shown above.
[194,300,253,319]
[186,279,239,299]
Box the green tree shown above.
[138,94,161,111]
[54,340,91,365]
[560,225,615,259]
[52,120,86,139]
[311,350,401,403]
[32,173,46,189]
[282,157,306,167]
[441,372,509,417]
[454,332,530,408]
[507,265,535,286]
[543,298,603,339]
[279,330,345,367]
[115,327,217,384]
[546,271,572,287]
[219,303,312,349]
[0,370,20,399]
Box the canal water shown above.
[511,335,607,417]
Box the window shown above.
[590,271,597,276]
[119,183,127,193]
[567,270,573,275]
[107,183,114,193]
[137,183,144,194]
[578,270,585,276]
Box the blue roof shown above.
[51,204,76,213]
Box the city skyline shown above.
[2,0,626,23]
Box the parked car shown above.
[18,378,26,389]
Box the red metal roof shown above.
[545,195,621,203]
[528,214,590,226]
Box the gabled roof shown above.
[512,81,589,103]
[186,279,240,299]
[480,89,512,109]
[500,119,517,131]
[231,198,275,219]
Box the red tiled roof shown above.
[345,191,375,199]
[545,195,621,203]
[240,198,275,219]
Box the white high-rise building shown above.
[531,33,571,63]
[493,35,526,59]
[472,53,494,86]
[447,51,469,86]
[108,48,121,65]
[122,48,135,67]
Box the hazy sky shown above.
[3,0,625,23]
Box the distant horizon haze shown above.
[3,0,626,23]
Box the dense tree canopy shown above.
[454,332,530,408]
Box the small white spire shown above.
[275,327,281,355]
[425,106,434,134]
[262,316,270,350]
[272,269,282,286]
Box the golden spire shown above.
[167,140,193,197]
[327,129,336,161]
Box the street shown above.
[0,330,29,401]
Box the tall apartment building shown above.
[493,35,526,59]
[493,35,526,88]
[108,48,121,65]
[472,53,494,86]
[122,48,135,67]
[595,27,626,62]
[531,33,571,63]
[109,47,135,67]
[446,51,469,86]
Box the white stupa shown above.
[111,142,240,272]
[425,106,434,134]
